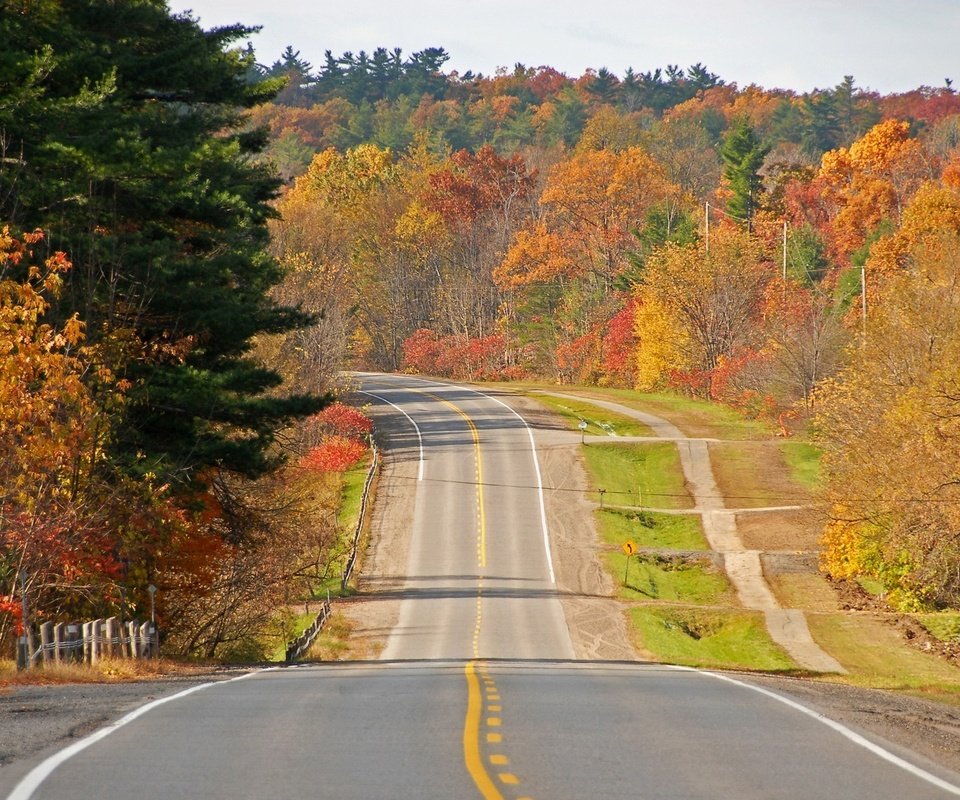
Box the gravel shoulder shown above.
[739,672,960,777]
[0,674,230,776]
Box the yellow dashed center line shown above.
[414,390,532,799]
[463,661,504,800]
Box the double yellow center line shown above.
[417,390,531,800]
[422,392,487,569]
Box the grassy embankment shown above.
[534,388,796,671]
[530,386,960,693]
[265,455,374,662]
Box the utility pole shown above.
[861,263,868,342]
[17,570,32,670]
[704,201,710,255]
[782,220,788,283]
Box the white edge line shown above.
[382,376,555,584]
[358,390,425,481]
[691,667,960,796]
[425,379,556,586]
[463,387,556,585]
[367,376,960,795]
[6,669,272,800]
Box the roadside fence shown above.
[284,599,331,663]
[17,617,159,670]
[341,439,379,590]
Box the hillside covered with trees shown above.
[262,46,960,612]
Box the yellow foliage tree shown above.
[815,232,960,608]
[633,295,690,390]
[633,226,771,393]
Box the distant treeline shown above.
[249,45,959,178]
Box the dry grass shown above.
[766,573,842,613]
[806,613,960,697]
[737,508,822,551]
[0,657,214,689]
[304,611,361,661]
[709,440,811,509]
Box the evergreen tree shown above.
[720,117,770,227]
[268,45,316,106]
[0,0,325,487]
[587,67,619,105]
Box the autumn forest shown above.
[3,2,960,660]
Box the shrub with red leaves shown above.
[300,437,368,472]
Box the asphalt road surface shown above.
[4,374,960,799]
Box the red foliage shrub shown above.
[402,328,443,375]
[300,437,367,472]
[600,299,638,386]
[314,402,373,438]
[556,331,600,384]
[401,329,525,381]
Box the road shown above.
[4,373,960,799]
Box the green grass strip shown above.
[632,606,797,671]
[779,440,821,490]
[582,441,692,509]
[916,612,960,642]
[596,507,707,550]
[533,394,654,436]
[605,552,731,604]
[587,387,771,440]
[337,454,372,530]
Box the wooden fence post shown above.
[126,621,138,659]
[53,623,65,663]
[65,624,80,662]
[90,619,103,664]
[82,622,92,663]
[39,622,54,666]
[105,617,118,658]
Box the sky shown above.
[167,0,958,94]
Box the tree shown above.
[0,1,324,489]
[266,46,317,106]
[0,229,128,636]
[721,117,770,227]
[634,226,771,393]
[815,233,960,609]
[817,119,930,263]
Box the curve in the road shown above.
[357,389,424,480]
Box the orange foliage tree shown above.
[0,229,126,642]
[816,120,931,263]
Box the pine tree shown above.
[720,118,770,227]
[0,0,325,487]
